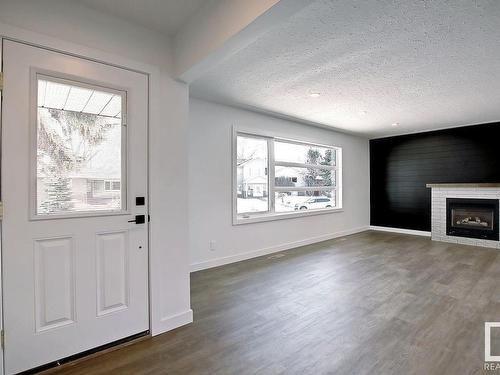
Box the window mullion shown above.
[268,138,275,214]
[274,161,336,170]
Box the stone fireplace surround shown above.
[427,183,500,249]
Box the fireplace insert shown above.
[446,198,499,241]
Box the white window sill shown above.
[233,207,344,225]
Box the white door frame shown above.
[0,22,163,374]
[0,33,4,375]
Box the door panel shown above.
[1,40,149,374]
[34,236,76,332]
[96,231,129,316]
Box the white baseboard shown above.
[152,309,193,336]
[369,225,431,237]
[190,226,370,272]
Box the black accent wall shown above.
[370,122,500,232]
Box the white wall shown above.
[0,0,173,72]
[189,98,370,270]
[0,0,192,335]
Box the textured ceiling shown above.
[190,0,500,137]
[76,0,205,36]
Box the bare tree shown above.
[38,109,115,213]
[38,109,114,174]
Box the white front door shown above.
[1,40,149,374]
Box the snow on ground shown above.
[237,196,311,213]
[237,198,268,213]
[238,195,331,214]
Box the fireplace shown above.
[446,198,499,241]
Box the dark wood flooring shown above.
[52,231,500,374]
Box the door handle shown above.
[128,215,146,224]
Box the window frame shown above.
[30,70,129,220]
[232,127,343,225]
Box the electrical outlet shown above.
[209,240,216,251]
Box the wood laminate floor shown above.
[52,231,500,374]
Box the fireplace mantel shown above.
[427,183,500,188]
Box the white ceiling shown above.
[76,0,205,36]
[190,0,500,137]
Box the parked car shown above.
[295,197,333,210]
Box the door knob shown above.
[128,215,146,224]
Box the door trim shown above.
[0,35,4,375]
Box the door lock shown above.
[128,215,146,224]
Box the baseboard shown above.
[152,309,193,336]
[190,226,370,272]
[369,225,431,237]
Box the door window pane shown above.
[275,166,335,188]
[236,135,269,214]
[274,141,336,166]
[36,76,125,216]
[275,190,335,213]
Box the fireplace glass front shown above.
[446,198,499,240]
